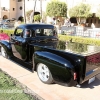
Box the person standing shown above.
[64,18,71,27]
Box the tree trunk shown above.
[30,0,37,23]
[40,0,42,23]
[76,17,81,26]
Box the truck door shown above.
[11,28,27,60]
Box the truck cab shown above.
[10,24,58,61]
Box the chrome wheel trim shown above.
[1,47,6,57]
[37,63,50,82]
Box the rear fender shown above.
[0,41,13,57]
[34,51,74,69]
[33,51,74,84]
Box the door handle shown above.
[11,41,15,44]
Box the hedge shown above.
[1,29,100,46]
[58,35,100,46]
[0,29,14,36]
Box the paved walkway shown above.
[0,56,100,100]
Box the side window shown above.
[35,28,54,36]
[15,28,23,36]
[24,29,32,38]
[32,30,35,37]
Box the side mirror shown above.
[53,30,57,36]
[10,34,12,36]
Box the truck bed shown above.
[47,41,100,84]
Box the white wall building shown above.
[0,0,51,20]
[0,0,100,21]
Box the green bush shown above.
[34,14,41,22]
[1,29,100,46]
[0,29,14,36]
[58,35,100,46]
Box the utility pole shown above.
[40,0,42,23]
[24,0,26,23]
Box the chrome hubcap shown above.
[38,63,49,82]
[1,47,6,57]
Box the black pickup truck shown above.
[0,24,100,87]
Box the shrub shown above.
[34,14,41,22]
[58,34,100,46]
[1,29,14,36]
[18,16,24,22]
[1,29,100,46]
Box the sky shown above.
[0,0,9,9]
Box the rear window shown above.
[24,29,32,38]
[35,28,57,36]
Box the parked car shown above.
[0,24,100,87]
[0,19,14,28]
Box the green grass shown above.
[0,70,34,100]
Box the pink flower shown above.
[0,33,10,41]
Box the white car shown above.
[0,19,14,28]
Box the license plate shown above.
[88,77,95,84]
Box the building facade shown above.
[0,0,51,20]
[0,0,100,23]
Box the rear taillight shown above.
[74,72,77,80]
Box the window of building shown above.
[91,19,92,23]
[18,0,22,2]
[98,19,100,24]
[13,8,15,11]
[2,7,8,11]
[2,7,5,11]
[19,6,22,10]
[94,19,96,23]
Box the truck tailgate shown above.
[83,53,100,83]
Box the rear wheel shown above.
[1,46,8,58]
[37,63,53,84]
